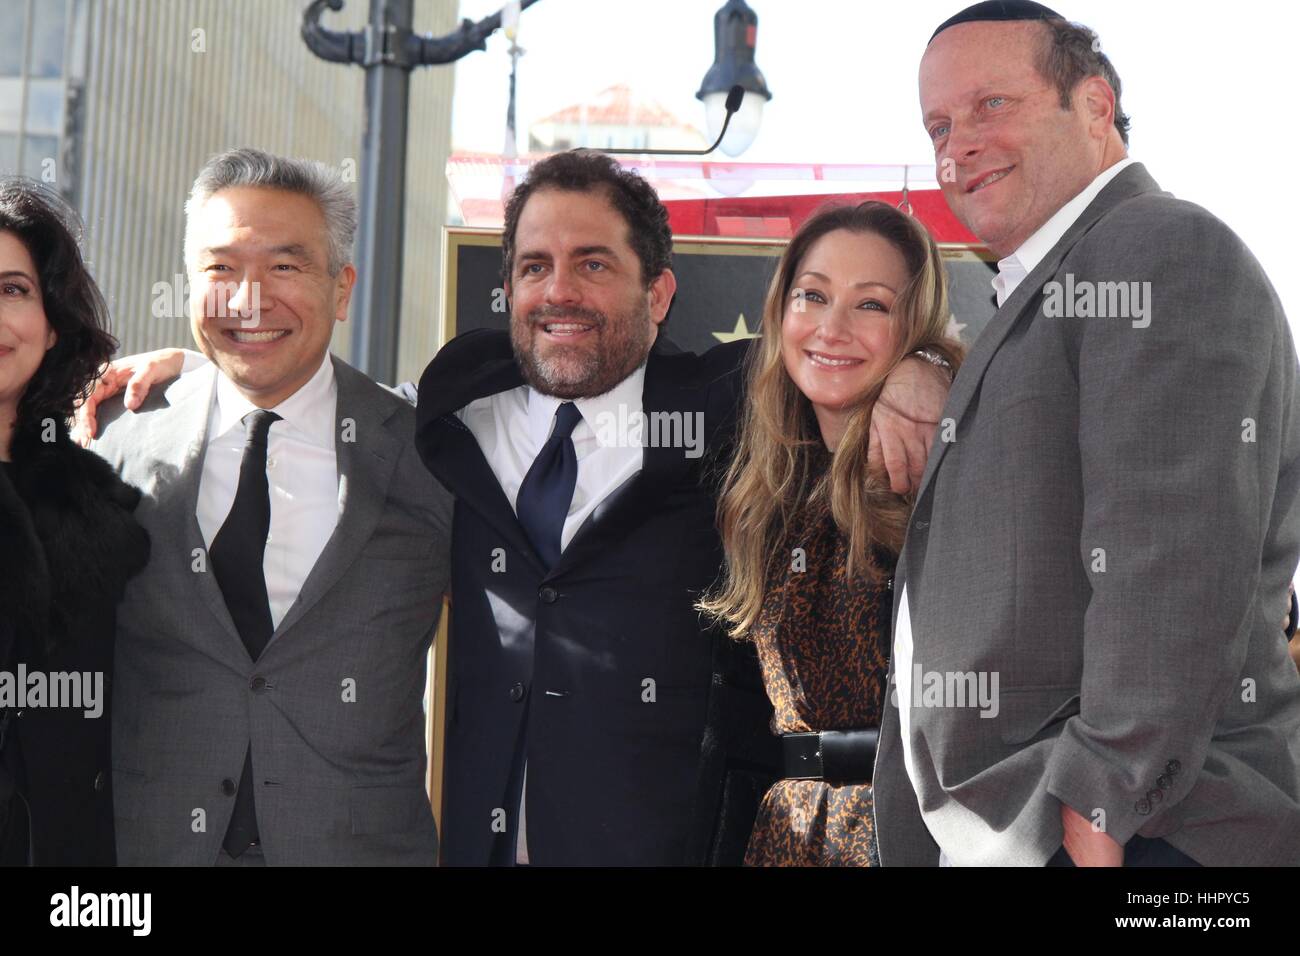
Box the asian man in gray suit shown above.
[873,2,1300,866]
[92,148,452,865]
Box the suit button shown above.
[538,586,557,604]
[1135,797,1151,815]
[914,520,929,530]
[220,778,237,797]
[1165,759,1181,775]
[1156,774,1172,790]
[250,676,268,692]
[93,771,107,792]
[1146,788,1163,805]
[509,682,526,703]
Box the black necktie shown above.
[209,408,279,858]
[516,402,582,569]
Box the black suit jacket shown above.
[0,422,149,865]
[415,329,777,865]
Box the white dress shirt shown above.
[991,158,1134,307]
[896,158,1133,865]
[195,354,340,630]
[455,364,647,550]
[456,363,648,865]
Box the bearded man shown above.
[414,149,952,865]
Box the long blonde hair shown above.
[701,202,964,639]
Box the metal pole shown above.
[504,41,520,158]
[350,0,411,384]
[301,0,544,381]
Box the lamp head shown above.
[696,0,772,157]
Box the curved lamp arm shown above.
[302,0,542,68]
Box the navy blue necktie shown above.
[516,402,582,569]
[209,408,279,858]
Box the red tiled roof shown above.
[535,84,694,130]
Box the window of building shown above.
[0,0,27,77]
[0,0,80,190]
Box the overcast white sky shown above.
[450,0,1300,346]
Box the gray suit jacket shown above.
[93,356,452,865]
[874,163,1300,866]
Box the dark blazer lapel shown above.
[549,340,704,579]
[271,357,402,642]
[429,415,547,576]
[908,162,1164,516]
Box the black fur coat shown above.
[0,420,149,865]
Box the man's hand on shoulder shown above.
[73,347,189,446]
[870,355,952,495]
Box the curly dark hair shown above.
[500,149,673,289]
[0,178,116,434]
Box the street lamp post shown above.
[302,0,542,383]
[697,0,771,158]
[503,2,523,159]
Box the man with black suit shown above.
[414,150,952,865]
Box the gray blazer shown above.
[93,356,452,865]
[874,163,1300,866]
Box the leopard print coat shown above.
[743,490,894,867]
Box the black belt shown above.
[780,729,878,783]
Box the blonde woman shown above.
[702,201,963,866]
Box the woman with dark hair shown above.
[701,201,962,866]
[0,178,149,865]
